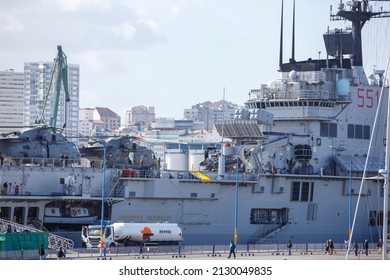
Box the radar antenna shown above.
[330,0,390,66]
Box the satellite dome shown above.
[289,70,298,81]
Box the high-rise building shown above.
[24,62,80,138]
[0,69,24,132]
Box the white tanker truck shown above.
[98,222,183,247]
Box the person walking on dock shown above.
[287,240,292,255]
[377,239,383,254]
[364,239,369,256]
[38,244,45,260]
[57,248,65,260]
[353,241,359,256]
[328,239,334,255]
[227,241,236,259]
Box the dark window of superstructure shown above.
[355,125,363,139]
[301,182,310,201]
[291,181,314,202]
[291,182,300,201]
[310,182,314,201]
[348,124,371,139]
[329,123,337,137]
[364,125,370,139]
[320,123,328,137]
[348,124,354,138]
[320,123,337,138]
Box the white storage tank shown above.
[189,152,204,171]
[166,151,188,171]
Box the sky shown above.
[1,0,390,121]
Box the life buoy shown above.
[72,208,78,217]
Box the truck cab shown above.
[81,224,103,247]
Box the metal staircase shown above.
[0,218,74,250]
[248,212,290,244]
[106,169,126,199]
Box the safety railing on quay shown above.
[1,242,387,260]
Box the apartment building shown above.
[0,69,24,132]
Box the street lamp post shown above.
[234,151,240,245]
[100,141,107,244]
[379,169,388,260]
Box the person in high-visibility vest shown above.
[99,239,106,257]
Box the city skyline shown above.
[1,1,390,120]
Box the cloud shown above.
[54,0,112,11]
[109,17,165,46]
[138,18,160,32]
[112,22,137,41]
[0,13,24,31]
[74,51,105,74]
[170,1,188,16]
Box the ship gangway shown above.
[0,218,74,250]
[190,171,212,183]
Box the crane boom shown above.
[35,45,70,128]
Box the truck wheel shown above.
[109,243,115,247]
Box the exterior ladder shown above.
[0,218,74,250]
